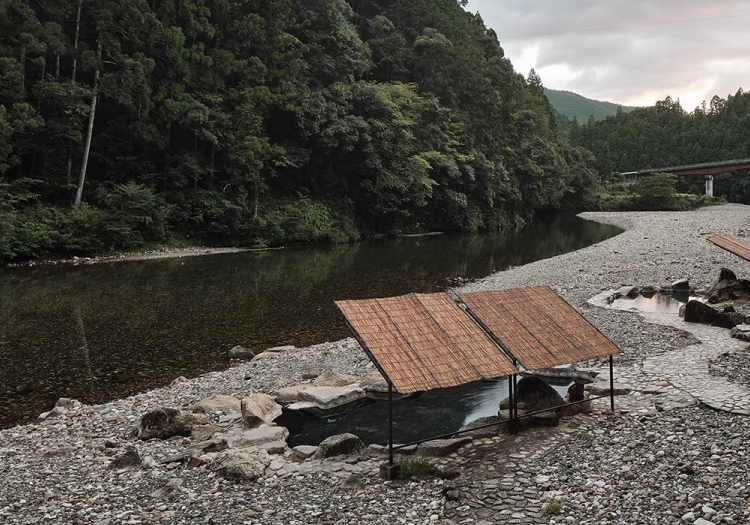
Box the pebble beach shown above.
[1,204,750,524]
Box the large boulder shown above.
[287,385,366,416]
[240,393,282,428]
[212,448,271,481]
[137,408,210,440]
[684,300,738,328]
[500,376,565,413]
[314,433,367,458]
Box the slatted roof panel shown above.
[708,234,750,262]
[335,292,518,394]
[459,286,621,371]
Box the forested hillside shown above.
[570,92,750,204]
[545,88,636,122]
[0,0,602,262]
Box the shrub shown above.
[541,498,562,516]
[397,458,440,479]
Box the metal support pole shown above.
[609,354,615,413]
[512,371,519,434]
[388,382,394,465]
[507,373,514,433]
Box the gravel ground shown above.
[1,204,750,524]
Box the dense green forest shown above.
[0,0,745,264]
[0,0,604,262]
[569,92,750,206]
[545,88,636,122]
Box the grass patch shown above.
[541,498,562,516]
[397,458,440,479]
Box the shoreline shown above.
[2,204,750,524]
[2,245,274,268]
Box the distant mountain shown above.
[544,88,638,122]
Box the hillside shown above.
[545,88,637,121]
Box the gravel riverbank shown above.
[2,204,750,524]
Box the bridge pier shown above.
[705,175,714,197]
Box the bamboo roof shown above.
[459,286,621,370]
[335,293,518,394]
[708,234,750,262]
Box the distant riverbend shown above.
[0,213,622,428]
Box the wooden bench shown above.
[708,234,750,262]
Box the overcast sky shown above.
[465,0,750,111]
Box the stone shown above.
[719,267,737,281]
[225,425,289,449]
[191,437,228,454]
[36,398,84,421]
[456,416,506,439]
[273,384,310,404]
[240,393,282,428]
[730,324,750,342]
[314,433,367,458]
[190,394,241,414]
[417,437,473,456]
[211,448,271,481]
[137,408,211,440]
[313,370,358,387]
[505,376,565,413]
[190,424,223,441]
[287,385,366,416]
[291,445,319,460]
[671,279,690,291]
[109,448,142,469]
[228,345,257,359]
[684,300,737,328]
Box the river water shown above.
[0,214,622,428]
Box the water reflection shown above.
[0,214,621,428]
[609,292,701,314]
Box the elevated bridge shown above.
[621,158,750,197]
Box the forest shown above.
[0,0,747,263]
[567,92,750,206]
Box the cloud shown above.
[465,0,750,110]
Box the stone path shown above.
[439,297,750,524]
[640,312,750,415]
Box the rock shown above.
[225,425,289,449]
[568,382,585,402]
[190,424,224,441]
[456,416,506,439]
[417,437,473,457]
[314,433,367,458]
[109,448,142,469]
[137,408,210,440]
[719,267,737,281]
[586,380,631,396]
[287,385,367,416]
[313,370,358,387]
[291,445,319,460]
[273,384,310,404]
[730,324,750,342]
[501,376,565,413]
[240,393,282,428]
[212,448,271,481]
[191,437,228,454]
[671,279,690,291]
[228,345,256,359]
[684,300,737,328]
[190,394,241,414]
[37,398,84,422]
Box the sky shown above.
[465,0,750,111]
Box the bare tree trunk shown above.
[68,0,84,181]
[71,0,83,83]
[74,39,101,208]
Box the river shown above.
[0,213,622,428]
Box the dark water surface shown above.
[0,214,622,428]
